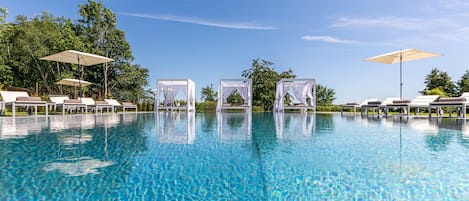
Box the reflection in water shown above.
[95,114,120,128]
[156,112,195,144]
[46,114,121,176]
[217,112,252,143]
[315,113,334,134]
[274,112,315,140]
[43,156,115,177]
[122,113,138,125]
[0,117,48,139]
[202,113,217,134]
[49,115,96,131]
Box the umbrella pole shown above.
[400,51,403,100]
[78,55,82,98]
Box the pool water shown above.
[0,113,469,200]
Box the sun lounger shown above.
[104,99,137,113]
[0,91,48,117]
[429,93,469,118]
[79,97,113,114]
[49,95,87,115]
[384,95,439,117]
[341,98,379,115]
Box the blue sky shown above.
[3,0,469,103]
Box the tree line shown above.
[0,1,150,102]
[422,68,469,97]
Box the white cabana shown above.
[156,112,195,144]
[156,79,196,112]
[274,78,316,112]
[217,79,252,112]
[274,112,315,141]
[217,112,252,143]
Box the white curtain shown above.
[274,82,283,111]
[222,87,235,103]
[237,87,248,104]
[163,86,179,106]
[291,85,305,104]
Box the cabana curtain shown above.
[274,78,316,112]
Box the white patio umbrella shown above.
[40,50,113,97]
[366,49,441,99]
[57,78,92,97]
[57,78,92,87]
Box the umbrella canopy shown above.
[366,48,441,99]
[40,50,113,66]
[367,49,440,64]
[57,78,92,87]
[40,50,113,97]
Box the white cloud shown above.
[119,12,275,30]
[330,16,455,31]
[301,35,363,45]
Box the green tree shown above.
[227,90,244,105]
[422,68,456,97]
[6,13,83,93]
[424,87,447,97]
[316,84,336,105]
[242,59,295,111]
[457,70,469,96]
[77,0,141,99]
[201,84,217,102]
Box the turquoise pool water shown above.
[0,113,468,200]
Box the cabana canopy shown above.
[217,79,252,112]
[274,78,316,112]
[156,79,195,112]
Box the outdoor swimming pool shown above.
[0,112,468,200]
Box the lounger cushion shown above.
[95,101,108,105]
[64,99,82,104]
[392,100,411,104]
[123,102,136,106]
[437,97,466,102]
[345,103,359,106]
[16,96,41,101]
[367,101,382,105]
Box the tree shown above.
[422,68,456,97]
[201,84,217,102]
[77,0,137,99]
[457,70,469,96]
[316,84,336,105]
[242,59,295,111]
[227,90,244,105]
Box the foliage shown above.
[201,84,217,102]
[242,59,295,111]
[195,101,217,112]
[0,65,13,87]
[0,1,149,102]
[316,84,336,106]
[227,90,244,105]
[424,87,447,97]
[422,68,456,97]
[316,105,341,112]
[456,70,469,96]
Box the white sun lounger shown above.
[0,91,48,117]
[49,95,87,115]
[104,99,137,113]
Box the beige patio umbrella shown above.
[366,48,441,99]
[40,50,113,97]
[57,78,92,97]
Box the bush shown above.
[252,106,264,112]
[196,101,217,112]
